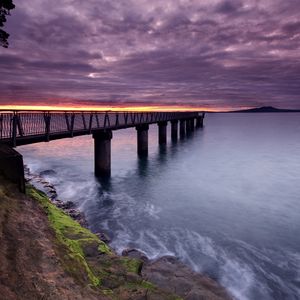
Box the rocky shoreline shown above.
[24,166,232,300]
[24,166,89,226]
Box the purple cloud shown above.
[0,0,299,109]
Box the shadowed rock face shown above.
[122,249,232,300]
[142,256,232,300]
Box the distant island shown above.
[229,106,300,113]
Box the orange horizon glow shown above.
[0,104,250,112]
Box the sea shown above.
[19,113,300,300]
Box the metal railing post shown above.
[12,112,17,147]
[70,113,75,137]
[89,113,93,133]
[44,112,51,142]
[82,112,87,130]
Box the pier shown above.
[0,110,205,189]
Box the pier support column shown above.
[171,120,178,142]
[196,116,203,128]
[185,119,191,133]
[136,124,149,156]
[180,120,186,138]
[158,121,168,144]
[190,119,195,131]
[93,130,112,177]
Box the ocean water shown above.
[19,113,300,300]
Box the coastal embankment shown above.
[0,175,231,299]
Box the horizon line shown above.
[0,104,251,113]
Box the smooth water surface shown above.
[19,114,300,300]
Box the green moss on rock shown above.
[27,186,102,286]
[121,257,143,274]
[26,185,183,299]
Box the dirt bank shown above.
[0,178,103,300]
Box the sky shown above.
[0,0,299,111]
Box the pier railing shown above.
[0,111,201,146]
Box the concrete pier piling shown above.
[171,120,178,141]
[196,116,204,128]
[180,120,186,138]
[93,130,113,177]
[185,119,191,133]
[136,124,149,156]
[158,121,168,144]
[190,119,195,131]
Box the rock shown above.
[48,190,57,200]
[81,240,100,257]
[53,199,63,206]
[40,180,49,185]
[65,209,88,227]
[67,209,81,219]
[49,194,57,201]
[142,256,232,300]
[60,201,75,209]
[39,170,56,176]
[95,232,111,244]
[54,200,65,208]
[101,276,125,289]
[77,218,88,228]
[45,183,55,189]
[122,249,149,263]
[125,272,142,283]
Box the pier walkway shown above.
[0,110,205,188]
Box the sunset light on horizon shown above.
[0,104,246,112]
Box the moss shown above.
[102,289,114,295]
[26,184,183,299]
[98,242,112,254]
[140,280,155,290]
[120,257,143,274]
[27,186,102,287]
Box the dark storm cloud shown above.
[215,0,242,14]
[0,0,299,109]
[282,21,300,35]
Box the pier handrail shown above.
[0,110,202,146]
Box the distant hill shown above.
[230,106,300,113]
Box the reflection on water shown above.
[19,114,300,300]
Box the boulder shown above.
[122,249,149,263]
[60,201,75,210]
[95,232,111,244]
[142,256,232,300]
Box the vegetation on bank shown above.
[26,185,181,299]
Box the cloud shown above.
[0,0,299,109]
[215,0,242,14]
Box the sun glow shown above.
[0,104,232,112]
